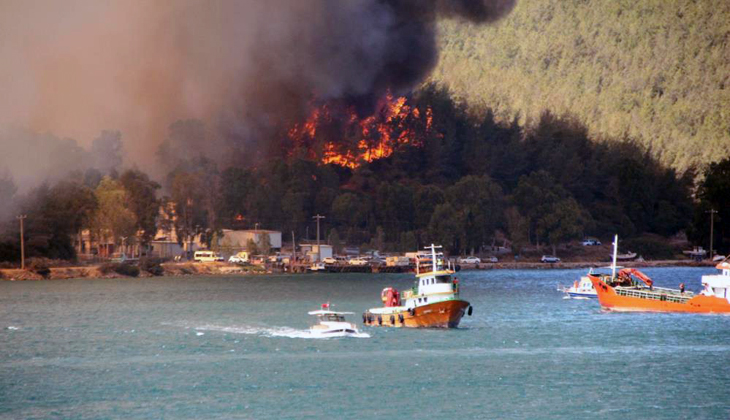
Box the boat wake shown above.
[167,322,369,339]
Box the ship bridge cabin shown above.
[417,273,456,294]
[700,261,730,301]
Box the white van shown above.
[193,251,224,262]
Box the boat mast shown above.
[430,244,437,273]
[611,234,618,280]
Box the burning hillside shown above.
[287,94,436,169]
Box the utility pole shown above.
[707,209,718,260]
[291,231,296,271]
[313,214,325,262]
[17,215,26,270]
[120,236,127,260]
[255,223,259,231]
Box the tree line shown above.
[1,84,728,263]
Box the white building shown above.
[218,229,282,253]
[299,244,333,262]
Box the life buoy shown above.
[390,315,395,325]
[377,315,382,325]
[468,306,473,316]
[398,314,404,323]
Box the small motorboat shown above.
[558,274,598,299]
[613,251,637,261]
[561,236,624,299]
[308,304,368,338]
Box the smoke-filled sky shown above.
[0,0,514,188]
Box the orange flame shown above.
[288,94,433,168]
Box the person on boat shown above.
[680,283,685,294]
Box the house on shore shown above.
[298,244,333,262]
[216,229,282,255]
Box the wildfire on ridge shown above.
[287,94,434,169]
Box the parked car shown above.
[541,255,561,263]
[368,257,386,265]
[348,257,369,266]
[458,256,481,264]
[322,257,337,264]
[581,239,601,246]
[228,251,249,264]
[485,256,498,263]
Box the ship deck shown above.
[614,286,694,304]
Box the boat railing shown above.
[615,287,693,303]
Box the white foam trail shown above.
[7,326,19,330]
[189,323,369,339]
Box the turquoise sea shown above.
[1,267,729,419]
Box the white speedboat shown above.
[308,306,368,338]
[558,275,598,299]
[560,236,622,300]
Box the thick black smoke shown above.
[0,0,516,177]
[232,0,516,125]
[196,0,517,167]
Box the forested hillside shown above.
[432,0,730,172]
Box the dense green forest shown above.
[5,84,727,263]
[432,0,730,172]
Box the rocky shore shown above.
[0,259,716,281]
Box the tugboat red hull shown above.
[364,299,470,328]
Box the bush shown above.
[115,263,140,277]
[623,236,676,260]
[99,262,117,275]
[140,257,165,276]
[26,257,51,278]
[100,262,140,277]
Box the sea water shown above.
[1,267,728,419]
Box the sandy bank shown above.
[0,259,715,281]
[0,261,267,281]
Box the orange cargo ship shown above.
[363,244,472,328]
[589,261,730,313]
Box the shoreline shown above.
[0,259,717,281]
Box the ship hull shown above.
[589,275,730,313]
[364,299,470,328]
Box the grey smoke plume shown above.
[0,0,515,178]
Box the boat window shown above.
[436,275,450,283]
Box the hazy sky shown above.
[0,0,514,184]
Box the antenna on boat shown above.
[611,234,618,280]
[429,244,438,273]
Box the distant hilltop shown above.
[432,0,730,172]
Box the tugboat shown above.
[362,244,472,328]
[308,304,369,338]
